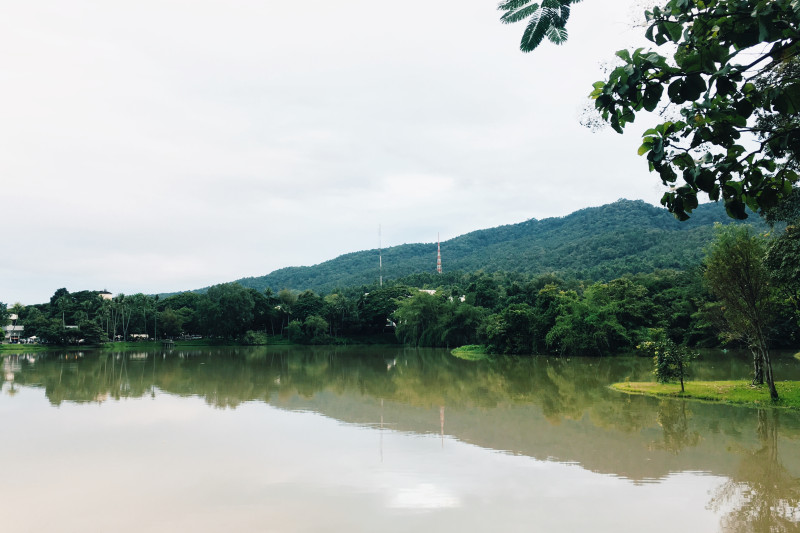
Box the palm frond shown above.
[497,0,535,12]
[520,8,554,52]
[500,0,579,52]
[500,3,541,24]
[547,24,568,45]
[556,3,570,25]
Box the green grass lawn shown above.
[611,380,800,409]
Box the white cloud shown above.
[0,0,664,303]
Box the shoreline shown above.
[0,336,403,353]
[611,380,800,409]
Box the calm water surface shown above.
[2,346,799,532]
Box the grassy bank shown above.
[0,344,69,353]
[611,380,800,409]
[0,338,277,353]
[450,345,491,361]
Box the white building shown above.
[3,325,24,343]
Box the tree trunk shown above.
[753,324,779,401]
[750,346,764,385]
[761,344,779,401]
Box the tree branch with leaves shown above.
[501,0,800,220]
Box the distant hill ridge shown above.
[227,199,763,294]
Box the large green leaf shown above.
[643,83,664,111]
[681,74,707,101]
[773,83,800,114]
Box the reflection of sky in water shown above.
[1,387,727,533]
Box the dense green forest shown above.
[3,198,797,357]
[4,265,798,356]
[231,199,765,294]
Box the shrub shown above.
[639,335,697,392]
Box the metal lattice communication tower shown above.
[437,233,442,274]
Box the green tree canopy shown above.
[703,224,779,400]
[303,315,330,341]
[765,223,800,324]
[393,291,450,347]
[199,283,255,339]
[486,303,537,354]
[503,0,800,220]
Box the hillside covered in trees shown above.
[231,199,763,294]
[5,194,798,358]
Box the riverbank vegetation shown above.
[611,381,800,410]
[3,259,798,355]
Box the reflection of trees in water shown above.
[4,349,655,420]
[649,400,700,455]
[708,410,800,532]
[35,353,150,405]
[7,349,800,487]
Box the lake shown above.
[2,346,799,532]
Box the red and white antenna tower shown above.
[436,233,442,274]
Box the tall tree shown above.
[0,302,7,342]
[276,289,297,335]
[393,291,450,347]
[159,308,184,338]
[703,224,779,400]
[486,303,536,354]
[358,285,413,333]
[198,283,255,339]
[113,294,134,342]
[324,292,353,337]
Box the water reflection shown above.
[709,410,800,532]
[2,347,800,532]
[650,400,701,455]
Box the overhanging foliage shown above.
[502,0,800,220]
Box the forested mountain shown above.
[15,199,795,354]
[234,199,764,294]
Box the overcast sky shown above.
[1,0,665,305]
